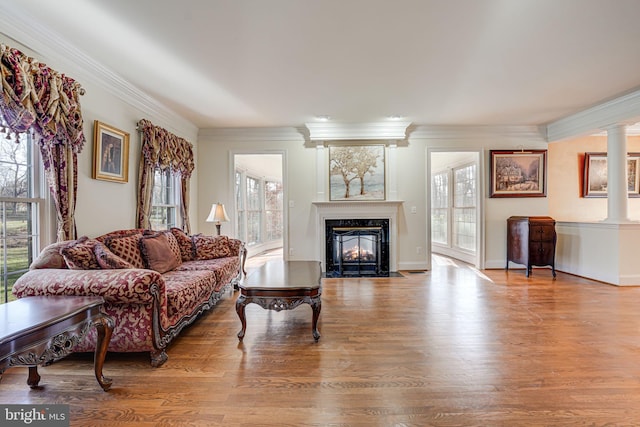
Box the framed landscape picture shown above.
[93,120,129,183]
[489,150,547,198]
[583,152,640,198]
[329,145,385,201]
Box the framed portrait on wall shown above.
[489,150,547,198]
[92,120,129,183]
[329,144,385,201]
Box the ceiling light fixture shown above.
[315,115,331,122]
[388,115,403,121]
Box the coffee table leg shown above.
[236,295,247,341]
[311,298,321,342]
[93,314,114,391]
[27,366,40,388]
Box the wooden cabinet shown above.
[506,216,556,277]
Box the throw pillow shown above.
[139,233,181,273]
[170,227,195,261]
[193,234,232,260]
[94,242,134,269]
[60,236,101,270]
[30,241,70,269]
[104,233,145,269]
[161,230,183,266]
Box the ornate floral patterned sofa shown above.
[12,228,246,367]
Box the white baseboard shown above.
[397,261,429,271]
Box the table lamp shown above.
[206,202,230,235]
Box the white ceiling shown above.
[3,0,640,130]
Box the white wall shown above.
[197,126,551,271]
[411,126,550,270]
[0,37,200,242]
[71,82,200,238]
[548,135,640,221]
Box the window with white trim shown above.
[150,168,180,230]
[0,128,44,303]
[453,164,477,251]
[431,171,448,245]
[265,180,283,241]
[245,175,261,245]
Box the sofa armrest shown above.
[12,268,166,305]
[227,238,244,257]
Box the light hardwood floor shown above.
[2,256,640,426]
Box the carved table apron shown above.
[0,295,114,391]
[236,260,322,342]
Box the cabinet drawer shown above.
[529,242,555,266]
[529,225,555,241]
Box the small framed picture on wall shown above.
[93,120,129,183]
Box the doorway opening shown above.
[429,151,482,267]
[233,153,285,266]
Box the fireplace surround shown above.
[325,219,389,277]
[312,200,401,274]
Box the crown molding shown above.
[408,125,547,142]
[198,127,307,142]
[305,121,411,141]
[545,89,640,142]
[0,7,198,138]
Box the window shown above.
[150,168,180,230]
[453,164,477,251]
[265,180,283,241]
[245,176,261,245]
[0,128,43,303]
[431,171,448,245]
[235,170,245,241]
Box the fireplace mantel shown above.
[312,200,403,209]
[313,200,402,272]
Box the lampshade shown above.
[206,203,230,223]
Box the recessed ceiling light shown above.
[315,115,331,122]
[388,115,403,121]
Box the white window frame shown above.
[0,129,49,303]
[150,168,181,231]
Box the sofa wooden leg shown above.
[150,350,168,367]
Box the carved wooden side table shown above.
[0,295,114,391]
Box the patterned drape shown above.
[0,44,85,241]
[136,119,194,232]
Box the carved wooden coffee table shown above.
[0,295,114,391]
[236,260,322,342]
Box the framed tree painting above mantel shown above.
[489,149,547,198]
[329,145,385,201]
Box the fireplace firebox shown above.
[325,219,389,277]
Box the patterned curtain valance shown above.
[137,119,194,178]
[0,44,85,153]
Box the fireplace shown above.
[325,219,389,277]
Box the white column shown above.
[315,141,325,201]
[604,124,629,223]
[387,141,398,200]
